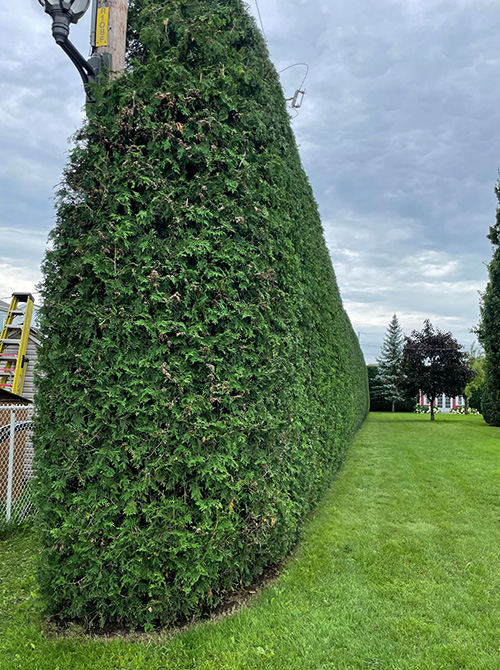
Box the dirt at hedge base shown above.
[44,558,288,643]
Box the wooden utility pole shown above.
[90,0,128,76]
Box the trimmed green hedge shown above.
[479,195,500,426]
[34,0,369,629]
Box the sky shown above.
[1,0,499,363]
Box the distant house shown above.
[419,393,465,413]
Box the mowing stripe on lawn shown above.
[1,413,500,669]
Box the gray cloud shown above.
[0,0,497,361]
[249,0,496,359]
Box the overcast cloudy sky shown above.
[1,0,498,362]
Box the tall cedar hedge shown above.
[479,182,500,425]
[34,0,369,628]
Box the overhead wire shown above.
[254,0,266,38]
[247,3,310,114]
[278,63,310,112]
[278,62,310,92]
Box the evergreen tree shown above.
[478,185,500,425]
[34,0,368,628]
[374,314,404,412]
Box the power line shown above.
[278,63,310,111]
[254,0,266,38]
[278,63,310,91]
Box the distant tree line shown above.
[369,316,477,421]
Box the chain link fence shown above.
[0,404,35,528]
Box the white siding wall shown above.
[22,335,40,401]
[0,301,9,332]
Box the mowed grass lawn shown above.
[1,413,500,669]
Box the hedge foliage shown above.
[34,0,369,629]
[479,182,500,426]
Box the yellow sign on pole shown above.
[95,5,110,48]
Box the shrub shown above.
[450,407,481,415]
[414,404,441,414]
[34,0,369,629]
[468,387,483,413]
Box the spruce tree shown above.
[374,314,404,412]
[34,0,369,628]
[478,182,500,425]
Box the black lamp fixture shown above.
[38,0,110,89]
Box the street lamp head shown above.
[61,0,91,24]
[37,0,107,96]
[38,0,91,45]
[38,0,91,26]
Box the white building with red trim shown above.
[419,393,465,413]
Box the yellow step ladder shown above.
[0,293,35,398]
